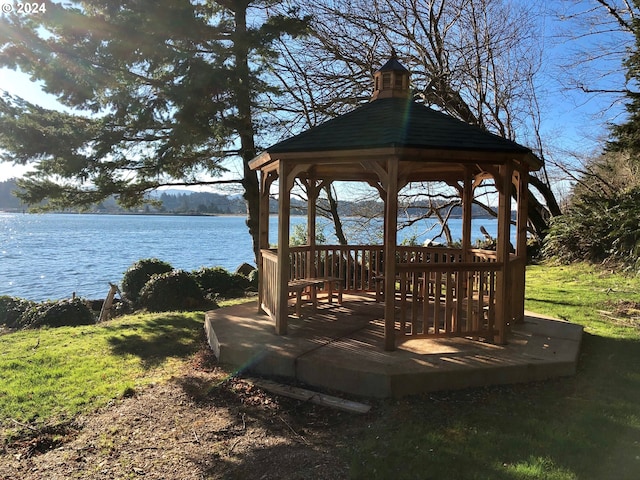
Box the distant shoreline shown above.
[0,210,498,220]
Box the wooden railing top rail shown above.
[470,248,498,257]
[277,245,506,252]
[261,249,278,260]
[288,244,382,252]
[287,244,464,254]
[270,246,512,266]
[396,262,504,272]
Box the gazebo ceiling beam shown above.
[265,161,522,188]
[252,154,533,190]
[286,164,311,190]
[252,147,533,169]
[365,160,390,190]
[368,180,386,199]
[447,180,464,195]
[286,171,472,186]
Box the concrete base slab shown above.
[204,296,583,398]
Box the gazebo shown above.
[249,54,542,351]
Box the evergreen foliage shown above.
[544,153,640,270]
[230,273,251,294]
[192,266,232,295]
[121,258,173,302]
[0,1,308,259]
[192,266,249,297]
[17,298,95,329]
[0,296,36,329]
[608,2,640,157]
[138,270,209,312]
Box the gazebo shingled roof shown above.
[262,97,540,163]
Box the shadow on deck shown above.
[204,294,583,398]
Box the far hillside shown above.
[0,179,24,212]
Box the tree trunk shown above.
[325,184,348,245]
[233,4,261,264]
[527,174,561,240]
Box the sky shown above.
[0,0,631,188]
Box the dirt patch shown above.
[608,300,640,317]
[600,299,640,329]
[0,348,357,479]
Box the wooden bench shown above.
[288,277,343,317]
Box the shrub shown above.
[112,298,134,317]
[122,258,173,302]
[543,187,640,270]
[231,273,250,290]
[19,298,95,329]
[138,270,208,312]
[290,222,326,246]
[0,296,36,329]
[192,266,234,296]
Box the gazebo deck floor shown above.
[204,294,583,398]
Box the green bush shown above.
[192,266,251,298]
[192,266,235,296]
[112,298,134,317]
[18,298,95,329]
[122,258,173,302]
[231,273,250,291]
[0,296,36,329]
[543,187,640,270]
[138,270,209,312]
[290,222,326,246]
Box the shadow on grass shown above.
[342,332,640,480]
[107,314,203,369]
[197,442,349,479]
[524,296,587,308]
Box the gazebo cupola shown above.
[371,49,411,100]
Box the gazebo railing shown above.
[395,261,501,339]
[289,244,382,291]
[261,245,513,342]
[261,249,279,319]
[288,245,467,292]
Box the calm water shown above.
[0,213,501,301]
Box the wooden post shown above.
[276,162,292,335]
[98,283,119,323]
[462,168,473,262]
[494,162,513,344]
[307,179,320,279]
[258,171,273,313]
[514,167,529,324]
[383,157,399,351]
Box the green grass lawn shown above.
[0,311,206,435]
[346,263,640,479]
